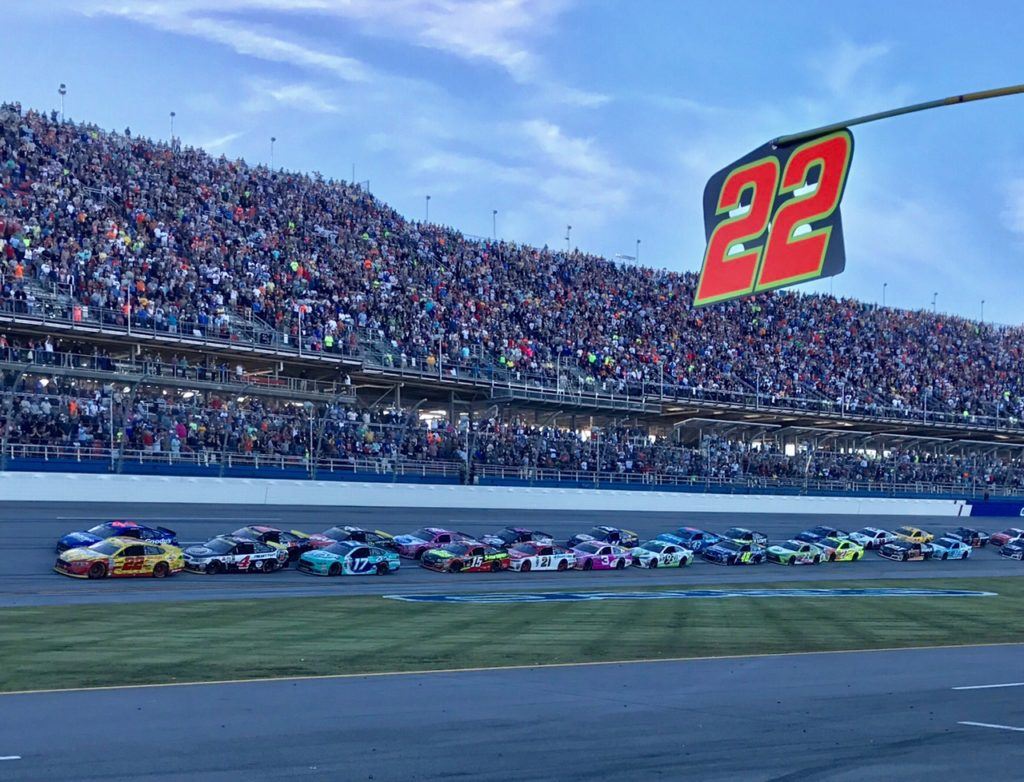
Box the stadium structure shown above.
[1,102,1023,500]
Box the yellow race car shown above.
[54,536,184,579]
[892,526,934,544]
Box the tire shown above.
[615,559,626,570]
[449,561,462,573]
[853,553,861,561]
[648,558,658,568]
[813,556,820,564]
[328,562,342,577]
[787,558,795,566]
[961,552,969,560]
[152,562,170,579]
[829,553,836,563]
[414,549,424,560]
[899,553,907,562]
[490,561,501,572]
[582,559,593,571]
[206,560,224,575]
[941,553,948,561]
[87,562,106,579]
[521,560,532,572]
[376,562,389,575]
[557,559,568,571]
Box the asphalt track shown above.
[1,644,1022,781]
[3,503,1021,606]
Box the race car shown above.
[55,520,177,553]
[892,526,934,544]
[814,537,864,562]
[566,526,639,549]
[393,528,478,559]
[657,527,721,552]
[848,527,897,549]
[297,541,400,576]
[999,540,1024,560]
[183,535,287,573]
[480,526,554,548]
[571,541,634,570]
[722,527,769,546]
[506,542,576,572]
[988,527,1024,548]
[54,537,184,579]
[305,525,396,550]
[630,539,693,568]
[878,541,933,561]
[947,527,989,548]
[794,525,849,544]
[233,525,315,561]
[420,542,510,573]
[929,536,972,560]
[766,540,823,565]
[701,540,765,566]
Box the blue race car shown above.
[657,527,722,552]
[929,536,972,560]
[297,541,401,576]
[56,520,178,553]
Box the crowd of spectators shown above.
[1,103,1023,433]
[2,381,1023,491]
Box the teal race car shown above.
[297,541,400,576]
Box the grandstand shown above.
[1,101,1023,497]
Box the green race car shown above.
[766,540,823,565]
[814,537,864,562]
[297,541,400,576]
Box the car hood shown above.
[59,531,102,548]
[422,548,453,559]
[301,550,340,561]
[184,545,216,557]
[59,548,107,563]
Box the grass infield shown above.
[2,577,1022,692]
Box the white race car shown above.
[506,542,576,572]
[630,539,694,568]
[848,527,897,549]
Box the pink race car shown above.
[392,527,478,559]
[571,541,633,571]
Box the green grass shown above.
[2,577,1023,692]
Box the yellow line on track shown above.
[3,640,1023,697]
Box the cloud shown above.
[196,130,244,151]
[241,80,341,114]
[815,39,892,96]
[1002,179,1024,235]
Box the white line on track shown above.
[953,682,1024,691]
[0,756,21,761]
[958,721,1024,733]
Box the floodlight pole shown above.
[772,84,1024,147]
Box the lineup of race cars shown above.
[51,519,1024,579]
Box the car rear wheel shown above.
[961,552,969,560]
[152,562,170,579]
[615,559,626,570]
[557,559,568,571]
[787,558,795,566]
[521,560,532,572]
[813,556,820,564]
[87,562,106,579]
[853,553,861,561]
[328,562,342,577]
[414,549,425,560]
[941,553,948,560]
[376,562,389,575]
[264,560,278,573]
[829,553,836,563]
[449,561,462,573]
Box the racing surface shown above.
[3,503,1019,607]
[2,643,1022,781]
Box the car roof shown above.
[105,519,142,528]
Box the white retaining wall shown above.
[0,472,968,516]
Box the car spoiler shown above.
[156,526,177,536]
[289,529,311,539]
[374,530,394,539]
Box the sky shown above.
[2,1,1023,323]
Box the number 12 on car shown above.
[694,129,854,307]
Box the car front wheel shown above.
[87,562,106,579]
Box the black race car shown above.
[233,525,316,561]
[723,527,769,546]
[307,525,396,551]
[878,541,933,562]
[701,540,765,566]
[183,535,287,574]
[948,527,989,548]
[566,526,639,549]
[794,525,848,544]
[480,526,554,548]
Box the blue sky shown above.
[3,1,1023,323]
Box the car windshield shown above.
[642,542,667,553]
[511,543,537,555]
[717,541,742,552]
[808,527,831,535]
[410,528,436,540]
[724,528,746,538]
[324,543,357,556]
[322,527,351,540]
[779,542,802,551]
[86,523,122,536]
[232,527,258,539]
[895,527,915,536]
[937,538,959,547]
[90,540,120,555]
[1001,529,1023,536]
[588,527,613,538]
[203,538,235,554]
[444,543,472,555]
[854,528,876,537]
[495,529,521,543]
[576,542,601,554]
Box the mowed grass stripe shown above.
[2,577,1022,692]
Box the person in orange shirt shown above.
[13,262,23,280]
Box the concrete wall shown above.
[0,472,969,516]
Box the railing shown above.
[0,295,1021,433]
[1,443,1018,498]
